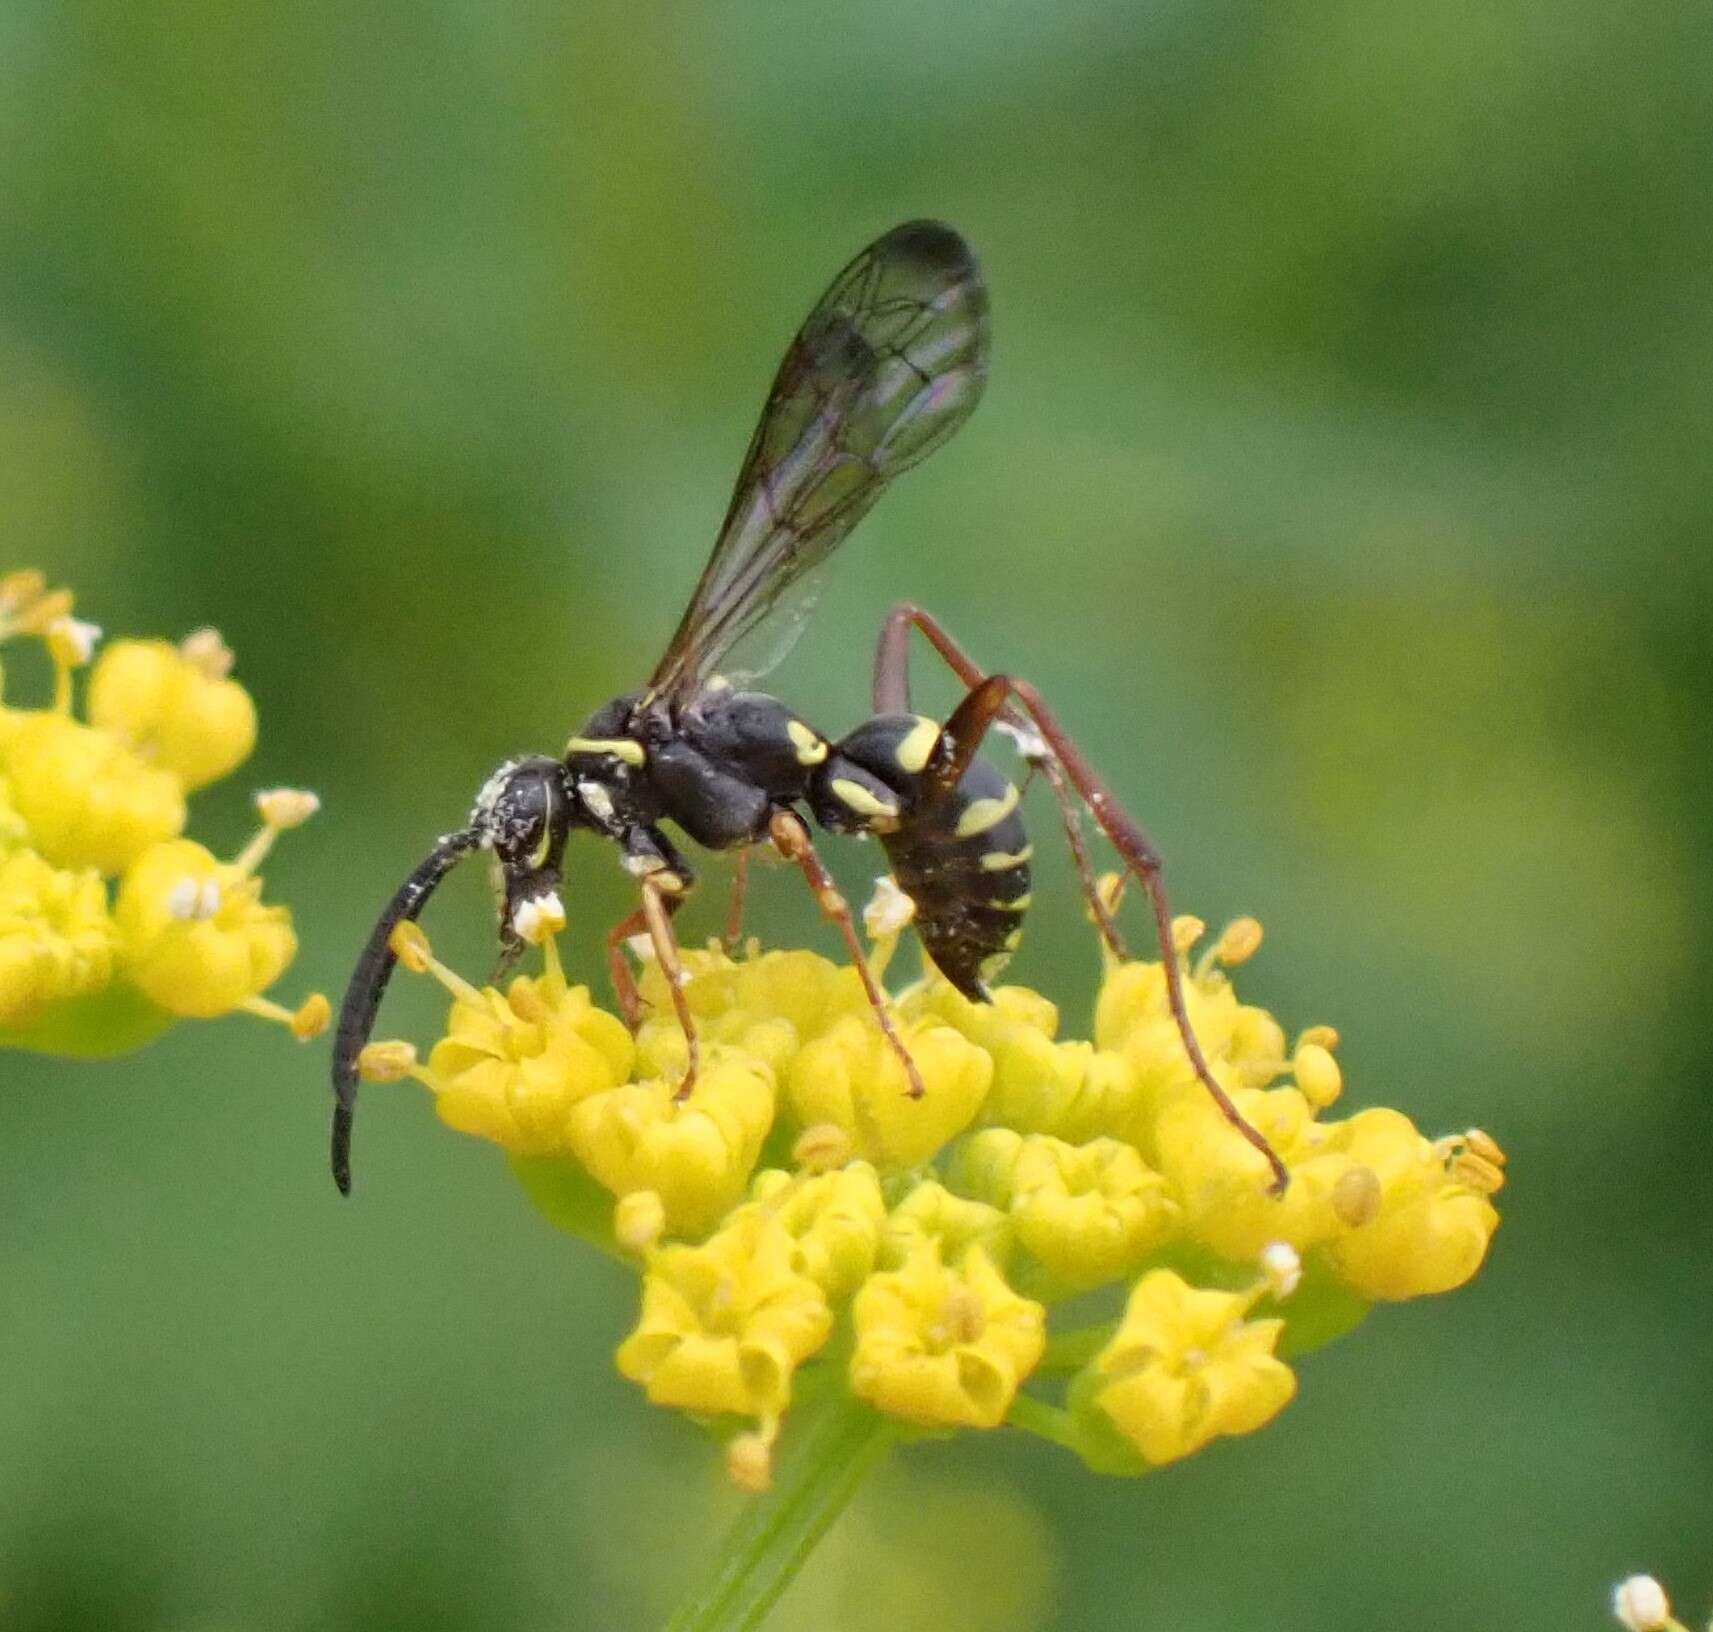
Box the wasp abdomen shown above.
[810,713,1031,1000]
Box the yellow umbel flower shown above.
[115,838,296,1017]
[381,885,1501,1489]
[395,924,637,1155]
[615,1211,834,1419]
[1075,1267,1296,1467]
[85,632,256,792]
[1323,1111,1504,1299]
[0,849,116,1025]
[3,712,185,875]
[0,573,324,1059]
[849,1241,1045,1428]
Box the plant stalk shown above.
[661,1398,896,1632]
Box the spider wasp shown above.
[331,219,1288,1196]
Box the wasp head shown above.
[470,754,579,954]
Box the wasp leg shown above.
[623,877,705,1103]
[872,602,1126,958]
[722,848,752,955]
[767,808,926,1100]
[604,906,649,1031]
[930,668,1288,1194]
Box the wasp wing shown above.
[647,219,990,702]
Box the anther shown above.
[1331,1164,1383,1228]
[290,993,331,1040]
[1612,1576,1675,1632]
[389,921,433,974]
[614,1190,667,1255]
[179,627,236,679]
[1170,915,1206,956]
[358,1039,420,1082]
[1259,1241,1302,1300]
[1213,916,1263,966]
[46,615,102,667]
[255,788,321,830]
[862,874,916,940]
[726,1424,777,1494]
[513,890,567,946]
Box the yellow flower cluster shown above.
[365,886,1504,1489]
[0,571,326,1056]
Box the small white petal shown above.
[197,879,223,920]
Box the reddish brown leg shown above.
[767,808,926,1100]
[938,672,1288,1194]
[874,602,1127,956]
[634,880,702,1102]
[723,848,751,953]
[605,907,648,1030]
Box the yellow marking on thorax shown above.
[987,893,1032,912]
[830,778,900,821]
[786,719,828,765]
[979,844,1033,872]
[954,781,1020,838]
[893,716,941,774]
[566,734,646,768]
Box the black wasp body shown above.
[331,220,1288,1196]
[561,686,1031,1001]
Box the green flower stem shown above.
[662,1397,897,1632]
[1005,1392,1081,1450]
[1038,1323,1118,1374]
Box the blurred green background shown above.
[4,1,1710,1627]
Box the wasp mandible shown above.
[330,220,1288,1196]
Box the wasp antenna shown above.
[331,829,479,1195]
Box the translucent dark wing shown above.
[647,219,990,702]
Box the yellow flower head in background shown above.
[368,853,1505,1488]
[0,571,325,1054]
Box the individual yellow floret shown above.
[953,1129,1181,1290]
[86,632,257,792]
[1322,1110,1503,1300]
[568,1051,776,1236]
[849,1241,1045,1429]
[615,1211,833,1419]
[880,1180,1014,1272]
[788,1013,992,1167]
[1093,918,1288,1113]
[113,838,294,1017]
[0,848,117,1026]
[424,971,636,1155]
[739,1161,887,1301]
[1151,1082,1350,1261]
[1077,1268,1296,1467]
[4,713,185,875]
